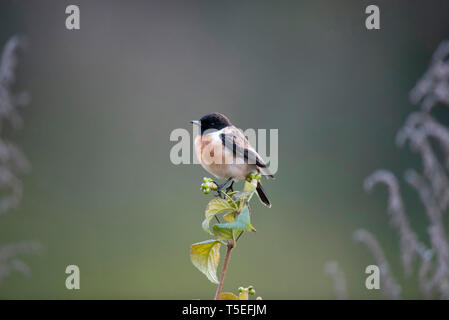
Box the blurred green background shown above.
[0,0,448,299]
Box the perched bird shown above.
[191,112,274,207]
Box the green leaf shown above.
[190,240,221,284]
[221,216,243,244]
[212,224,234,240]
[223,211,237,222]
[201,219,214,235]
[218,292,240,300]
[244,179,257,192]
[233,190,256,211]
[202,198,236,235]
[214,206,256,233]
[234,190,255,201]
[239,291,249,300]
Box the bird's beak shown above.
[190,120,200,126]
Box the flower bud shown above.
[209,182,217,191]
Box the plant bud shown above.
[209,182,218,191]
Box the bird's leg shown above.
[213,177,233,198]
[225,180,234,194]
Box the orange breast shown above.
[195,135,226,165]
[194,134,253,180]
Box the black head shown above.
[192,113,232,135]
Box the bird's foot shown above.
[213,178,233,199]
[212,181,225,199]
[225,181,234,194]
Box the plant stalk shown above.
[214,240,234,300]
[213,199,249,299]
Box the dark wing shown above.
[219,128,267,168]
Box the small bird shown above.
[191,112,274,207]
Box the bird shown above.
[191,112,274,207]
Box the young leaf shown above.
[218,292,240,300]
[214,206,256,232]
[239,291,249,300]
[223,211,237,222]
[212,224,234,240]
[207,198,235,215]
[244,179,257,192]
[190,240,221,284]
[221,214,242,244]
[234,190,255,202]
[202,198,236,235]
[201,219,214,236]
[233,190,255,211]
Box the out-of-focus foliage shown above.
[0,36,39,284]
[327,40,449,300]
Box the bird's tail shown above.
[256,181,271,208]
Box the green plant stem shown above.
[214,240,234,300]
[235,231,244,242]
[213,192,251,299]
